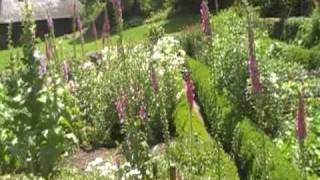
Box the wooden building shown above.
[0,0,81,49]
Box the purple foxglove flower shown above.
[139,104,147,122]
[62,61,69,81]
[47,13,54,34]
[296,92,307,142]
[102,10,110,39]
[115,95,127,124]
[184,72,195,110]
[150,69,158,93]
[45,41,53,60]
[77,15,84,43]
[247,23,263,93]
[92,21,98,40]
[200,0,212,36]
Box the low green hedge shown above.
[262,17,308,42]
[233,120,302,180]
[187,59,303,179]
[170,97,239,179]
[187,58,238,151]
[283,45,320,70]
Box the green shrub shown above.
[295,8,320,48]
[282,45,320,70]
[233,120,303,180]
[187,59,239,151]
[164,98,239,179]
[265,17,308,42]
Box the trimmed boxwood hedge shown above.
[233,120,302,180]
[187,58,303,179]
[172,97,239,179]
[283,45,320,70]
[187,58,239,151]
[262,17,308,42]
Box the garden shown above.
[0,0,320,179]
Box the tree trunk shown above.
[215,0,219,12]
[313,0,320,7]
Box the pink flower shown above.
[200,0,212,36]
[115,95,127,124]
[247,23,263,93]
[139,104,148,122]
[62,61,69,81]
[102,10,110,39]
[184,72,195,110]
[296,92,307,142]
[77,15,84,43]
[47,13,54,34]
[45,41,53,60]
[92,21,98,40]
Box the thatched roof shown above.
[0,0,81,24]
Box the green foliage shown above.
[282,44,320,70]
[178,25,203,58]
[153,98,239,179]
[73,35,185,148]
[296,8,320,48]
[237,0,312,17]
[122,119,150,176]
[266,17,307,42]
[233,120,303,180]
[0,3,79,177]
[187,59,237,151]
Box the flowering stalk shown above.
[115,95,127,124]
[246,10,268,179]
[77,15,85,57]
[47,12,54,35]
[183,71,195,178]
[72,0,77,59]
[102,8,110,47]
[45,40,53,60]
[296,90,307,179]
[200,0,212,36]
[62,61,69,82]
[139,104,147,127]
[247,15,262,94]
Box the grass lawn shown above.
[0,15,200,69]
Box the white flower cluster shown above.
[85,158,143,179]
[100,36,186,77]
[151,36,186,76]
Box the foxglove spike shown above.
[77,15,84,43]
[47,14,54,34]
[200,0,212,36]
[184,72,195,110]
[139,104,147,122]
[115,95,127,124]
[45,41,53,60]
[62,61,69,81]
[296,92,307,142]
[247,20,262,93]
